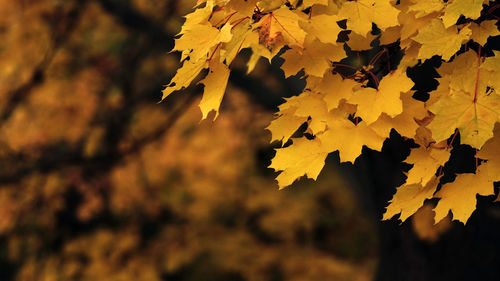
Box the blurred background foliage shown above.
[0,0,387,280]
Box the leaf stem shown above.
[487,3,500,15]
[438,165,443,177]
[208,42,221,62]
[438,129,458,177]
[214,11,237,27]
[332,63,358,70]
[447,129,459,149]
[369,48,387,67]
[230,38,246,70]
[210,6,224,17]
[367,71,379,89]
[231,16,250,28]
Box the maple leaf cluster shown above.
[163,0,500,224]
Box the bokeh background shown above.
[0,1,498,281]
[0,1,378,280]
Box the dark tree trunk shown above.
[344,133,500,281]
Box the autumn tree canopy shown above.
[164,0,500,225]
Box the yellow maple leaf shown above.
[404,146,450,186]
[428,90,500,148]
[266,106,308,144]
[266,90,329,143]
[198,53,231,120]
[383,176,440,222]
[379,26,401,45]
[481,50,500,91]
[162,58,208,100]
[254,6,307,50]
[433,51,491,108]
[317,110,385,163]
[427,51,500,149]
[338,0,400,36]
[269,137,328,188]
[414,127,436,148]
[476,125,500,182]
[400,11,439,41]
[426,76,451,106]
[173,23,233,63]
[369,91,428,138]
[433,167,494,224]
[280,36,345,77]
[226,0,259,17]
[441,0,486,28]
[299,14,343,45]
[349,69,414,124]
[482,50,500,71]
[178,2,214,37]
[314,72,358,111]
[470,20,500,46]
[412,19,471,61]
[408,0,444,18]
[398,40,421,69]
[346,32,378,51]
[282,91,329,135]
